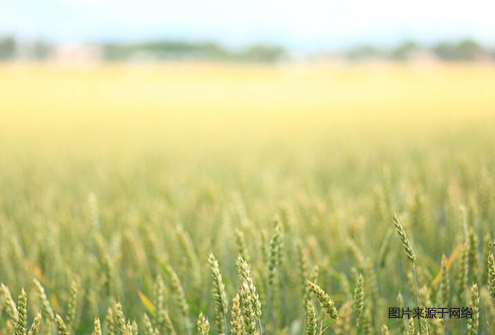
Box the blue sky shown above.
[1,0,494,51]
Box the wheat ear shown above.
[467,283,479,335]
[197,313,210,335]
[208,252,228,335]
[306,280,338,320]
[15,289,27,335]
[92,319,102,335]
[488,252,495,309]
[392,214,421,335]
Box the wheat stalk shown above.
[33,279,55,322]
[396,293,406,334]
[163,264,190,334]
[1,284,18,321]
[296,241,309,301]
[28,314,42,335]
[332,301,351,335]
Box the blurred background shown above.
[1,0,495,63]
[1,0,494,150]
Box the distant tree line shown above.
[0,35,51,61]
[103,41,286,62]
[345,39,494,62]
[0,35,286,63]
[0,36,16,60]
[0,35,494,63]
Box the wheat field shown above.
[1,63,495,335]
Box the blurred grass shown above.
[1,63,494,198]
[1,63,494,146]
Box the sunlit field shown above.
[1,63,495,335]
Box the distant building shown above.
[49,43,103,66]
[472,51,494,63]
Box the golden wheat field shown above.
[1,63,495,335]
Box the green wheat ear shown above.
[164,310,177,335]
[407,318,415,335]
[153,276,165,331]
[208,252,228,335]
[33,279,55,322]
[66,279,79,331]
[305,301,317,335]
[268,217,283,289]
[467,283,479,335]
[142,314,154,335]
[92,319,102,335]
[197,313,210,335]
[392,214,416,263]
[438,254,449,326]
[106,307,115,335]
[353,274,364,330]
[296,241,309,300]
[306,280,338,320]
[28,314,42,335]
[488,253,495,309]
[235,255,262,322]
[333,301,351,335]
[1,284,18,322]
[420,318,430,335]
[115,302,126,335]
[239,282,257,335]
[15,289,27,335]
[55,315,70,335]
[439,254,449,305]
[230,294,244,335]
[360,309,371,335]
[457,242,469,300]
[392,214,421,335]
